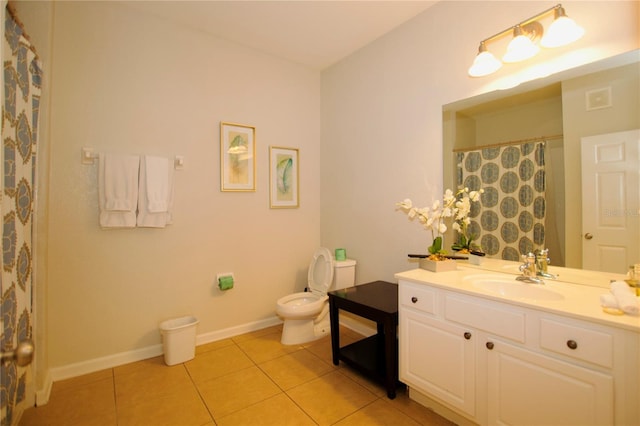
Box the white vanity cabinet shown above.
[400,300,476,416]
[398,278,639,426]
[485,336,613,425]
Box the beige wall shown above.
[22,1,321,375]
[472,96,563,145]
[321,1,639,284]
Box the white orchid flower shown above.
[443,189,455,204]
[396,187,483,255]
[469,191,481,202]
[396,199,413,209]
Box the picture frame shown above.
[220,122,256,191]
[269,146,299,208]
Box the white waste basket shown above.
[159,316,199,366]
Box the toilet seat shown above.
[276,292,328,317]
[307,247,334,296]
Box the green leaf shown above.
[429,236,443,254]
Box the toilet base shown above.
[280,317,330,345]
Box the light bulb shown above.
[502,26,539,63]
[468,51,502,77]
[541,7,584,48]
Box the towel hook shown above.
[81,147,98,165]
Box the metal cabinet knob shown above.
[411,296,418,303]
[464,332,472,340]
[584,233,593,240]
[486,341,494,350]
[567,340,578,350]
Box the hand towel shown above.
[137,155,174,228]
[599,294,618,309]
[610,281,639,315]
[98,153,139,228]
[145,156,169,213]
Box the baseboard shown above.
[38,316,284,406]
[49,343,164,383]
[35,370,53,406]
[338,312,377,337]
[196,316,282,346]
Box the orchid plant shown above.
[396,187,483,260]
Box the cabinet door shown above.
[400,309,476,417]
[486,339,613,426]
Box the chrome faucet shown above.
[516,252,545,284]
[534,248,557,279]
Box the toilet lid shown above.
[308,247,334,295]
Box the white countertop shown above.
[395,262,640,333]
[457,257,629,287]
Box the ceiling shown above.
[122,0,437,70]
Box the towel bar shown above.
[81,147,184,170]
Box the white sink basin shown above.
[467,276,565,301]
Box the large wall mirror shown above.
[443,49,639,277]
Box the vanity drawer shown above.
[445,295,525,342]
[399,281,436,314]
[539,318,613,368]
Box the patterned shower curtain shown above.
[457,142,546,261]
[1,8,41,426]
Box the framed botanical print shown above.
[269,146,299,208]
[220,122,256,191]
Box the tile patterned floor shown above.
[20,325,456,426]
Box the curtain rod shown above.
[452,134,563,153]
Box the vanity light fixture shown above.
[468,3,584,77]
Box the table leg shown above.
[329,298,340,366]
[384,318,397,399]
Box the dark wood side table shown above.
[328,280,399,399]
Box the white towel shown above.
[610,281,639,315]
[137,155,174,228]
[599,293,618,309]
[99,154,139,228]
[145,156,170,213]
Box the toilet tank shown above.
[332,259,356,290]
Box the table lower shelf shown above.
[339,335,386,377]
[338,334,403,397]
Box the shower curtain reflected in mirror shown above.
[457,142,547,261]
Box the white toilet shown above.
[276,247,356,345]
